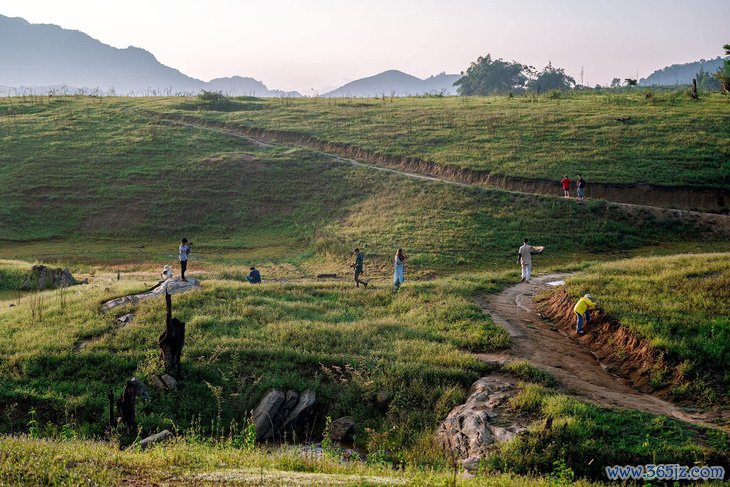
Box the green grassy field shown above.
[562,253,730,401]
[0,94,729,484]
[1,96,726,275]
[138,91,730,187]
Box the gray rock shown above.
[139,429,173,449]
[282,389,316,432]
[160,374,178,391]
[117,313,135,325]
[148,375,167,391]
[21,265,75,290]
[329,416,356,443]
[253,389,286,441]
[436,375,524,470]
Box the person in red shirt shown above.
[561,176,571,198]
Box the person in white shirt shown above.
[179,238,192,282]
[517,238,532,283]
[393,249,407,291]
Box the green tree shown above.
[624,78,638,86]
[696,67,721,91]
[714,44,730,93]
[527,62,576,92]
[454,54,531,95]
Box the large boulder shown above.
[251,389,317,442]
[21,265,74,290]
[436,375,525,470]
[329,416,356,443]
[139,429,173,449]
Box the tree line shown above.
[455,44,730,96]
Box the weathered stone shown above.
[436,375,524,470]
[282,389,316,432]
[140,429,173,449]
[317,273,338,279]
[22,265,75,290]
[329,416,356,443]
[253,389,286,441]
[278,390,299,422]
[149,375,167,391]
[160,374,178,391]
[117,313,135,325]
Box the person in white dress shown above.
[518,238,532,283]
[393,249,407,291]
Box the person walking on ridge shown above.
[351,248,368,288]
[561,175,571,198]
[517,238,532,283]
[577,174,586,200]
[393,248,407,291]
[179,238,192,282]
[574,293,598,336]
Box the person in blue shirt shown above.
[246,267,262,284]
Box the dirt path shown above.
[476,274,718,430]
[154,114,730,234]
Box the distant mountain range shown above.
[323,70,461,97]
[0,14,300,96]
[640,57,727,86]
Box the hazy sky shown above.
[2,0,728,92]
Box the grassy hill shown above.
[0,96,726,273]
[0,94,729,484]
[140,91,730,188]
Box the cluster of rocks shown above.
[253,389,317,442]
[21,265,76,290]
[149,374,178,392]
[436,375,525,471]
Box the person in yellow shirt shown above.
[573,293,597,336]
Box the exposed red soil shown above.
[154,113,729,217]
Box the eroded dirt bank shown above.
[155,113,729,215]
[476,274,722,430]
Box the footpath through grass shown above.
[564,253,730,402]
[142,91,730,187]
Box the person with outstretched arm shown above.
[179,238,192,282]
[246,266,262,284]
[517,238,532,283]
[393,248,407,291]
[574,293,598,336]
[351,248,368,288]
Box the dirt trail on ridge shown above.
[477,274,718,430]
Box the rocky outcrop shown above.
[329,416,356,443]
[149,374,178,392]
[252,388,317,442]
[21,265,75,290]
[101,277,200,311]
[436,376,524,470]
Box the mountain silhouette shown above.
[0,14,300,96]
[323,70,461,97]
[640,57,727,86]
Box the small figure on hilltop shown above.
[561,175,571,198]
[393,248,407,291]
[574,293,598,336]
[179,238,192,282]
[576,174,586,200]
[517,238,532,283]
[351,248,368,288]
[246,266,262,284]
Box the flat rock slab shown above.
[102,278,200,311]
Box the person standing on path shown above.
[393,248,407,291]
[577,174,586,199]
[561,175,571,198]
[574,293,598,336]
[179,238,191,282]
[351,248,368,288]
[517,238,532,283]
